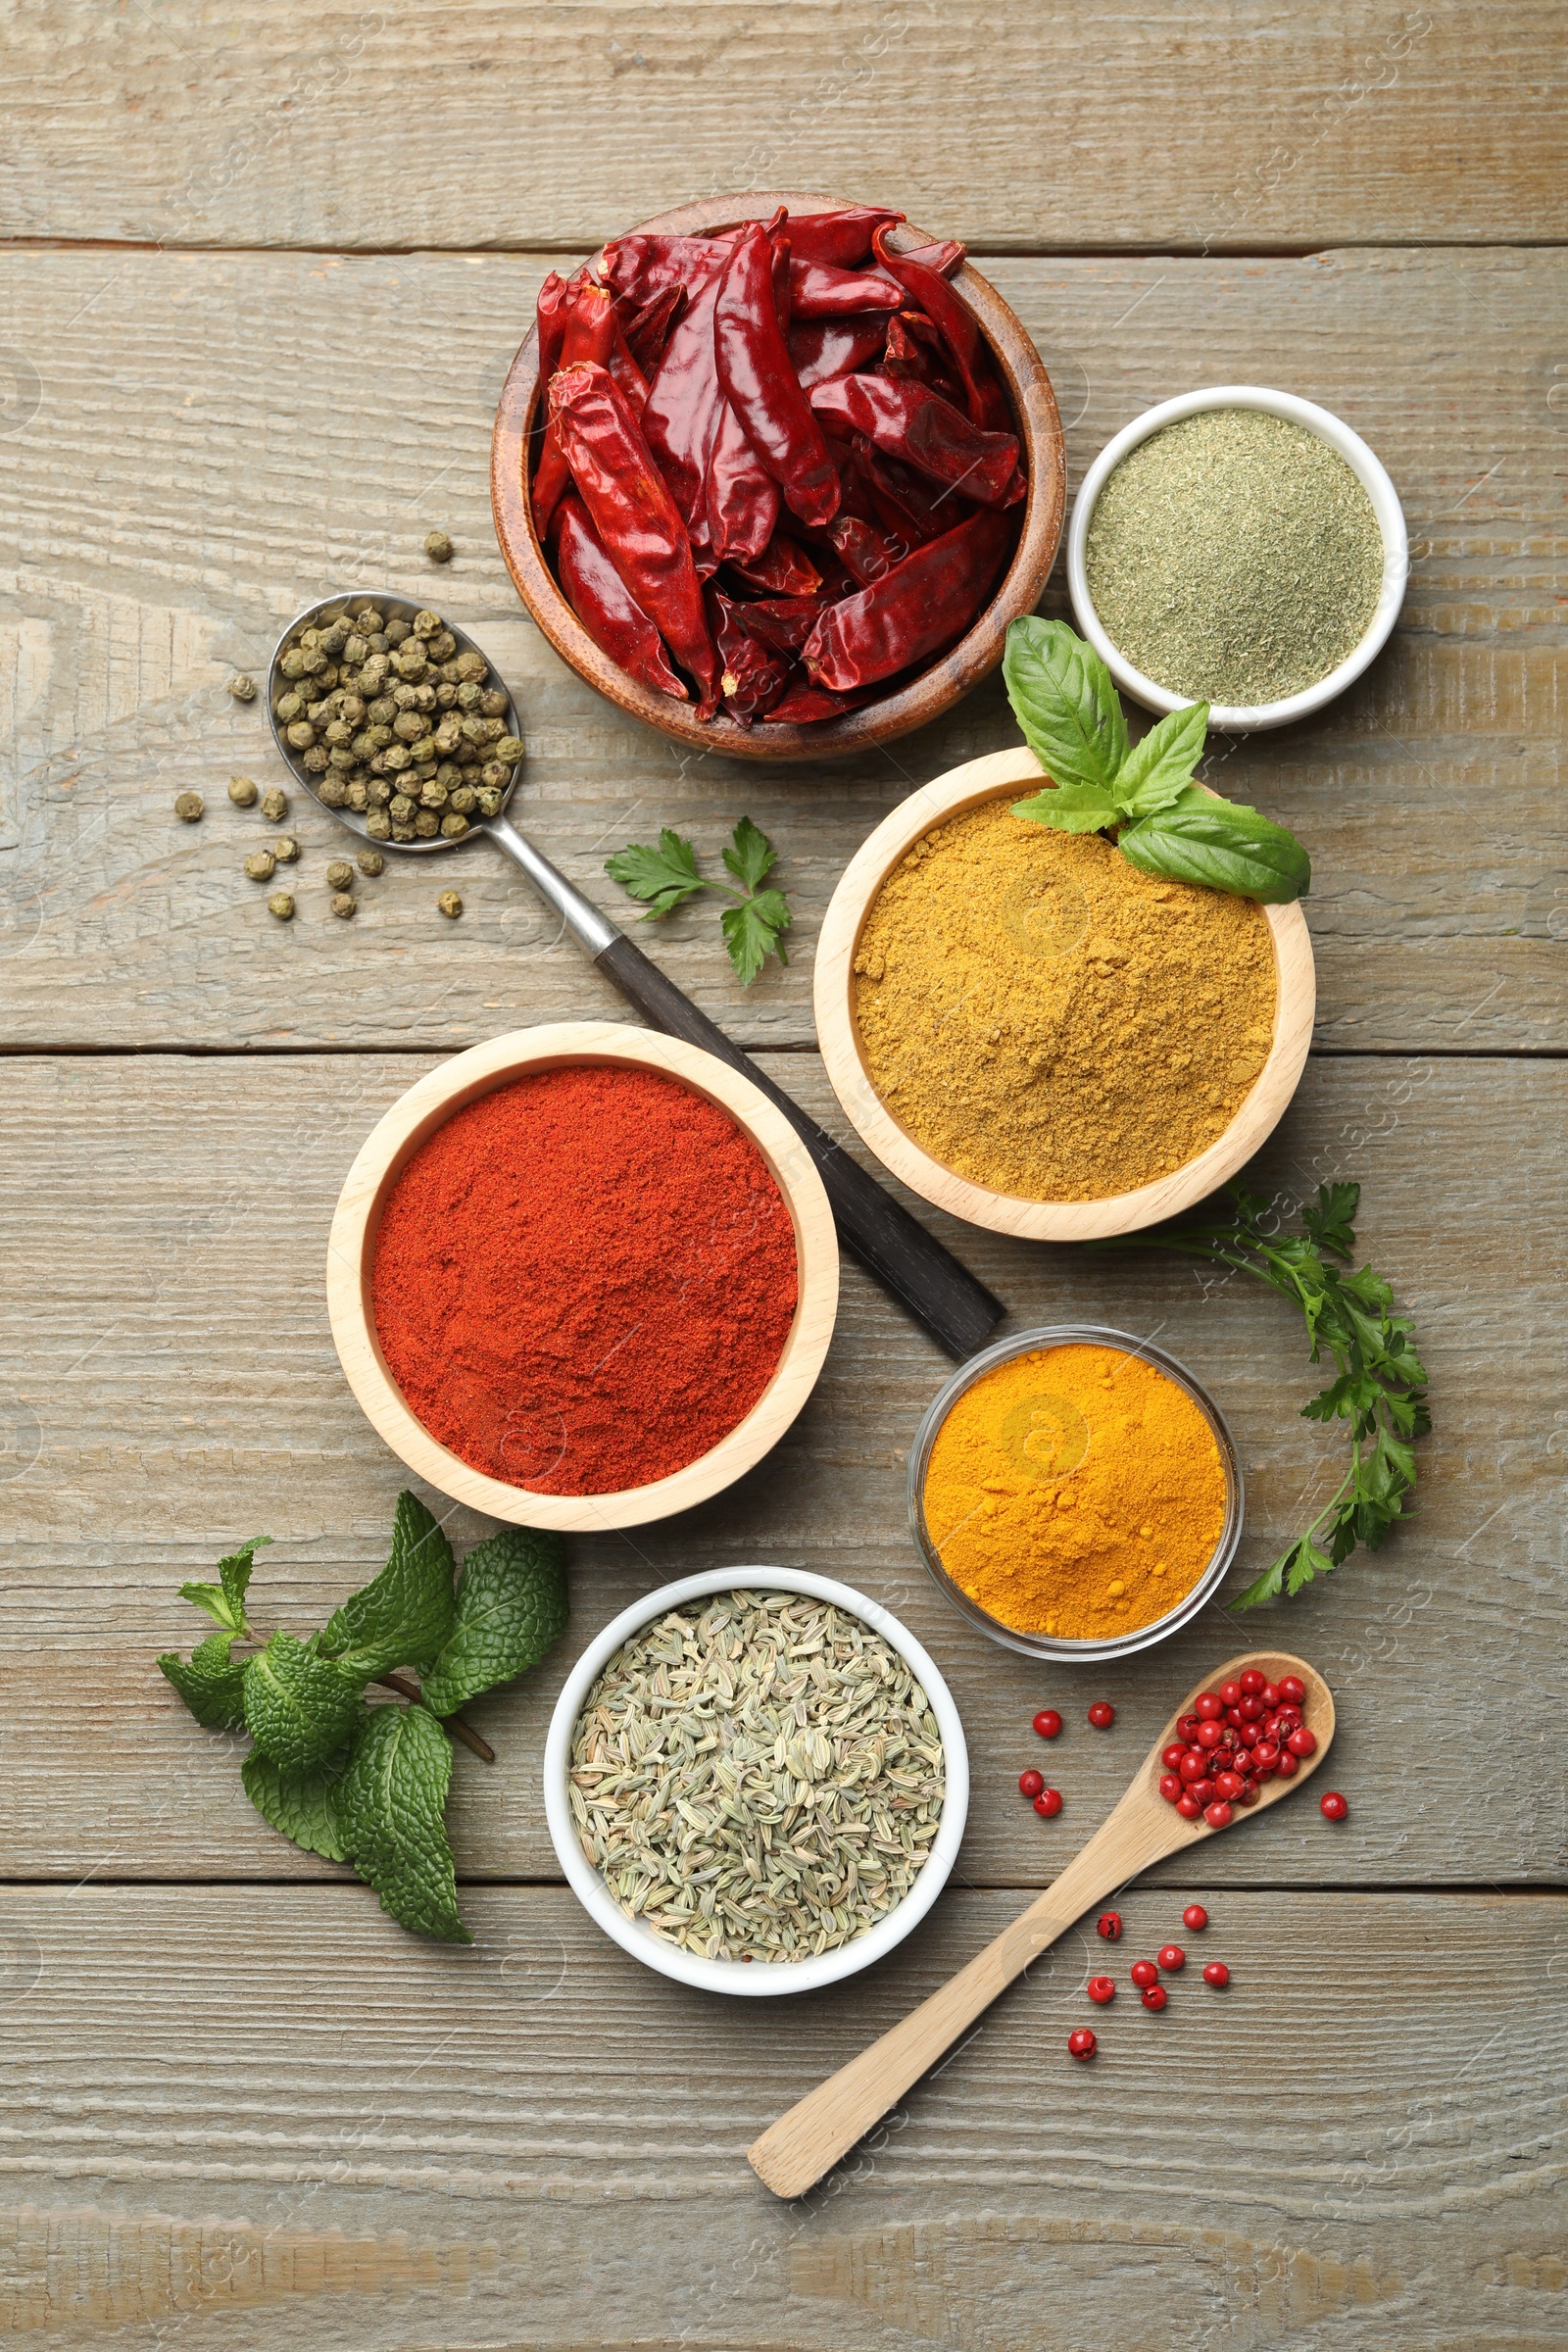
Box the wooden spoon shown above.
[748,1649,1334,2199]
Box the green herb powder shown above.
[1085,409,1386,707]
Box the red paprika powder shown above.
[370,1063,799,1494]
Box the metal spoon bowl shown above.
[265,591,522,858]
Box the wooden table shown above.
[2,8,1563,2343]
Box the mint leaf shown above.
[721,813,777,894]
[339,1703,469,1943]
[179,1536,268,1635]
[720,887,791,986]
[605,826,710,920]
[318,1491,456,1678]
[243,1631,367,1770]
[159,1629,249,1729]
[242,1741,355,1863]
[1003,616,1128,793]
[421,1527,568,1718]
[1117,788,1310,903]
[1011,777,1122,835]
[1113,702,1210,819]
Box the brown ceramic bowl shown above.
[491,191,1065,762]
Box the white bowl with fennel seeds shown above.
[1068,386,1407,731]
[544,1570,968,1996]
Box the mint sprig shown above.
[158,1495,569,1941]
[605,815,792,984]
[1004,618,1309,903]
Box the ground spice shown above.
[371,1064,798,1495]
[1084,408,1385,706]
[853,802,1276,1201]
[921,1342,1227,1639]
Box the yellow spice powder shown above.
[922,1343,1228,1640]
[853,801,1277,1201]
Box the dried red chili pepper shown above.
[730,595,829,656]
[706,586,792,724]
[784,206,905,268]
[554,492,688,703]
[828,514,908,586]
[897,236,965,279]
[760,677,877,723]
[801,506,1013,690]
[706,402,779,566]
[788,260,904,318]
[856,439,954,544]
[809,373,1022,508]
[788,315,890,391]
[619,283,688,373]
[534,270,580,384]
[641,265,730,575]
[724,533,822,597]
[872,224,1009,434]
[883,311,962,403]
[532,282,622,539]
[714,223,840,529]
[550,361,719,714]
[598,230,737,304]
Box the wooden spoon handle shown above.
[747,1795,1174,2200]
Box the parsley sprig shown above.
[158,1494,567,1941]
[605,815,792,985]
[1111,1183,1429,1608]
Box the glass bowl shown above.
[906,1324,1245,1662]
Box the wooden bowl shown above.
[812,749,1316,1242]
[326,1023,839,1529]
[491,191,1065,763]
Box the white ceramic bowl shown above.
[1067,383,1408,731]
[544,1567,969,1997]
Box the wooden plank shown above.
[0,1884,1559,2348]
[0,246,1562,1052]
[1,1050,1560,1888]
[5,3,1564,252]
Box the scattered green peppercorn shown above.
[226,674,257,702]
[268,891,295,920]
[438,890,463,918]
[261,787,288,822]
[245,851,276,881]
[424,530,454,564]
[227,775,259,808]
[272,835,300,864]
[357,850,384,877]
[325,859,355,891]
[330,892,357,919]
[174,791,204,822]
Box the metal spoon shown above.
[265,592,1004,1360]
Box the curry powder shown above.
[853,802,1277,1201]
[922,1343,1228,1640]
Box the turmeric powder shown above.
[853,802,1277,1202]
[921,1343,1228,1641]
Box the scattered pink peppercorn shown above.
[1129,1959,1158,1989]
[1202,1960,1230,1988]
[1140,1983,1168,2011]
[1019,1769,1045,1799]
[1087,1700,1115,1729]
[1033,1788,1062,1817]
[1068,2028,1097,2061]
[1033,1709,1062,1740]
[1096,1912,1122,1942]
[1086,1976,1116,2005]
[1320,1789,1348,1821]
[1182,1904,1208,1932]
[1157,1944,1186,1973]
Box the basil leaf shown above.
[1117,788,1310,903]
[1010,778,1122,834]
[1113,702,1210,820]
[1003,616,1128,793]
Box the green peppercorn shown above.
[279,649,307,680]
[424,530,454,563]
[492,730,524,760]
[440,812,469,838]
[414,808,439,838]
[318,777,349,807]
[454,651,486,682]
[455,681,482,713]
[448,784,478,814]
[302,746,329,775]
[324,859,355,890]
[384,744,412,774]
[413,609,441,640]
[478,760,509,792]
[174,791,204,822]
[346,781,369,811]
[245,850,276,881]
[274,690,304,722]
[389,793,416,822]
[409,734,438,764]
[261,788,288,822]
[474,785,505,817]
[272,835,299,863]
[391,819,416,842]
[331,892,357,919]
[268,890,294,919]
[435,682,458,710]
[285,719,315,752]
[228,775,259,808]
[356,609,384,635]
[437,890,463,918]
[357,850,385,877]
[367,778,393,807]
[478,688,509,718]
[418,778,448,808]
[226,673,257,702]
[428,631,458,662]
[384,616,412,647]
[366,809,392,840]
